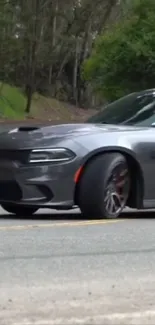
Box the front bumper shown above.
[0,159,78,208]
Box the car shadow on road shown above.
[121,210,155,219]
[1,209,155,221]
[0,210,86,221]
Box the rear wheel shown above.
[77,153,130,219]
[1,204,38,216]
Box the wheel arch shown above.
[74,147,144,209]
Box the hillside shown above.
[0,83,96,124]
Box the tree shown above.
[0,0,122,112]
[83,0,155,101]
[19,0,119,109]
[0,1,21,84]
[18,0,52,113]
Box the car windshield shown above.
[86,92,155,126]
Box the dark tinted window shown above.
[87,92,155,126]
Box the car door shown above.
[139,132,155,203]
[120,97,155,202]
[133,101,155,202]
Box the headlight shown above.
[29,148,76,163]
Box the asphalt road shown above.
[1,207,155,325]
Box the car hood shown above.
[0,123,148,150]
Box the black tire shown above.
[77,152,130,219]
[1,204,38,216]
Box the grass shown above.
[0,83,25,119]
[0,82,96,122]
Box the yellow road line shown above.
[0,219,124,231]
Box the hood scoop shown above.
[8,126,40,134]
[18,126,39,132]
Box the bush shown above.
[83,0,155,101]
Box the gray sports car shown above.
[1,88,155,219]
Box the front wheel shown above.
[1,204,38,216]
[77,153,130,219]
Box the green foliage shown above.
[83,0,155,100]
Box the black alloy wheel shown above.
[77,152,130,219]
[103,162,130,217]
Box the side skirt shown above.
[143,199,155,209]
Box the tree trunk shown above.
[73,37,80,106]
[48,0,58,85]
[24,43,36,114]
[78,19,92,106]
[24,0,39,113]
[25,84,33,114]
